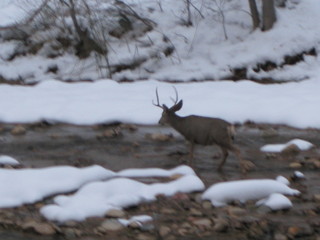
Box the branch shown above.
[0,0,52,30]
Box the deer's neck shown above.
[168,113,186,133]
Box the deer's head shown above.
[153,87,183,125]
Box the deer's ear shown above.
[170,100,183,112]
[163,104,169,111]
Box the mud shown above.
[0,122,319,240]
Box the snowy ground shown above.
[0,0,320,82]
[0,159,301,223]
[1,79,320,129]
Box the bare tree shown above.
[248,0,260,30]
[248,0,276,31]
[262,0,276,31]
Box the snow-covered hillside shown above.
[0,0,319,83]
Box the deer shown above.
[153,87,254,173]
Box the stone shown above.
[289,162,302,169]
[314,194,320,202]
[145,133,173,142]
[192,218,212,229]
[22,220,56,235]
[287,224,314,237]
[136,233,156,240]
[213,218,228,232]
[202,200,212,210]
[227,206,247,217]
[105,209,126,218]
[281,144,300,155]
[99,128,122,138]
[190,208,203,216]
[261,128,278,138]
[11,125,26,135]
[161,207,176,214]
[98,219,124,232]
[159,225,171,237]
[274,233,287,240]
[63,228,82,238]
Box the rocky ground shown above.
[0,122,319,240]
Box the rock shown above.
[190,208,203,216]
[314,194,320,202]
[120,124,138,131]
[274,233,287,240]
[289,162,302,169]
[227,206,247,217]
[159,225,171,237]
[172,193,189,201]
[63,228,82,238]
[192,218,212,229]
[136,233,156,240]
[287,224,314,237]
[22,220,56,235]
[101,128,122,138]
[169,173,183,180]
[161,207,176,214]
[261,128,278,138]
[213,218,228,232]
[306,158,320,168]
[97,219,124,232]
[281,144,300,155]
[105,209,126,218]
[201,200,212,210]
[145,133,173,142]
[11,125,26,135]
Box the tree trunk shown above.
[248,0,260,30]
[262,0,276,31]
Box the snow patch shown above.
[41,175,205,222]
[257,193,293,210]
[260,139,314,152]
[202,178,300,207]
[0,155,20,166]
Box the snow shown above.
[118,165,196,178]
[294,171,305,179]
[0,155,20,166]
[118,215,153,227]
[261,139,314,152]
[0,1,320,83]
[1,79,320,129]
[0,165,114,208]
[202,177,300,207]
[257,193,293,210]
[0,164,204,222]
[41,175,205,222]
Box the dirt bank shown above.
[0,122,319,240]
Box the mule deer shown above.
[153,87,254,173]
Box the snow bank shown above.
[261,139,314,152]
[2,79,320,129]
[118,165,196,178]
[0,155,20,166]
[41,175,205,222]
[0,165,114,208]
[202,178,300,207]
[257,193,293,211]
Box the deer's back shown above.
[176,115,233,146]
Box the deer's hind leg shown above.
[228,145,254,173]
[217,146,228,171]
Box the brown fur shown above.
[158,100,242,171]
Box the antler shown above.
[152,88,163,109]
[170,86,179,105]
